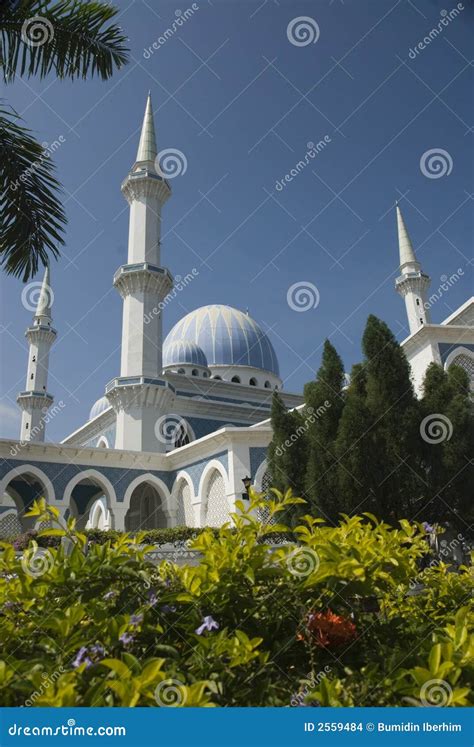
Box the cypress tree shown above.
[267,391,308,499]
[420,362,474,526]
[304,339,345,521]
[359,315,422,521]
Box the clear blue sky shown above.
[1,0,472,441]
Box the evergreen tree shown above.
[335,363,380,517]
[420,363,474,526]
[304,340,345,521]
[357,315,422,521]
[267,392,308,499]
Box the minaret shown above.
[395,204,431,335]
[17,265,57,442]
[106,93,175,452]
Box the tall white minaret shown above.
[17,265,57,441]
[106,93,175,452]
[395,204,431,335]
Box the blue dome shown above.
[163,305,280,376]
[89,396,110,420]
[163,340,208,368]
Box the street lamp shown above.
[242,476,252,500]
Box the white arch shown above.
[254,459,268,493]
[171,470,196,526]
[198,459,231,526]
[86,499,111,530]
[63,469,117,513]
[96,436,110,448]
[122,473,171,513]
[0,464,55,506]
[444,346,474,371]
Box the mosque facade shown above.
[0,95,472,536]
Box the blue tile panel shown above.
[249,447,268,481]
[438,342,474,366]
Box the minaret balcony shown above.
[395,271,431,295]
[113,263,174,299]
[25,325,57,345]
[121,169,171,205]
[17,391,54,407]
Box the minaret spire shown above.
[396,204,419,270]
[106,92,174,453]
[394,205,431,335]
[17,264,57,442]
[135,92,158,166]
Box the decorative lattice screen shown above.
[205,472,229,527]
[176,482,194,526]
[450,354,474,385]
[257,471,276,525]
[0,511,22,538]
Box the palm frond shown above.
[0,0,129,82]
[0,104,66,280]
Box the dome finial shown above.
[136,92,157,164]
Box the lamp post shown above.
[242,476,252,501]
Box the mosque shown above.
[0,94,472,536]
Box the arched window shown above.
[173,422,190,449]
[175,479,194,526]
[449,353,474,386]
[249,377,257,386]
[231,376,241,384]
[177,368,185,374]
[191,369,198,376]
[203,371,209,378]
[204,470,229,527]
[264,380,271,388]
[213,375,222,380]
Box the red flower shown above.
[304,609,357,648]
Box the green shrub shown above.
[0,493,472,707]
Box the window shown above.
[231,376,241,384]
[213,375,222,380]
[177,368,185,374]
[32,356,36,362]
[203,371,209,378]
[191,369,198,376]
[420,318,424,325]
[25,423,29,430]
[416,299,420,306]
[249,377,257,386]
[30,374,34,379]
[264,381,271,388]
[173,422,190,449]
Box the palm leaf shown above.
[0,0,129,82]
[0,104,66,279]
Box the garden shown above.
[0,491,472,708]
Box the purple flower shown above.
[103,590,117,601]
[195,615,219,635]
[422,522,435,534]
[119,632,134,646]
[72,646,92,669]
[90,643,105,658]
[130,613,143,627]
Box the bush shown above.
[0,494,472,707]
